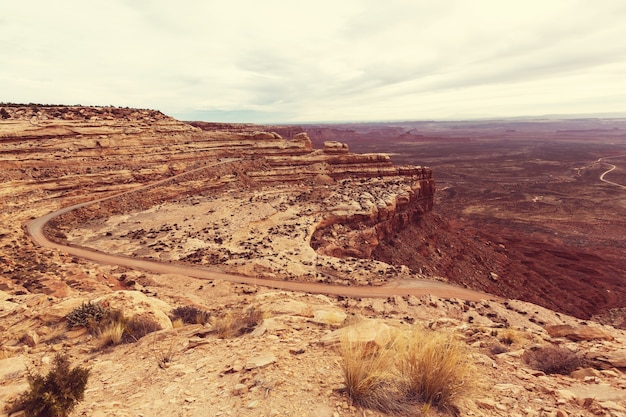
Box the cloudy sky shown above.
[2,1,625,123]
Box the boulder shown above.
[95,290,173,330]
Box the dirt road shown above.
[598,156,626,189]
[26,175,496,302]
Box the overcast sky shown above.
[2,1,625,123]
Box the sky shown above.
[2,1,626,123]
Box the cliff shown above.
[1,106,626,417]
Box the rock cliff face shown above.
[6,106,435,269]
[311,166,434,259]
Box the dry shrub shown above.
[97,321,125,348]
[340,332,409,414]
[523,346,582,375]
[400,329,475,411]
[498,328,522,346]
[338,325,476,415]
[9,354,89,417]
[123,314,162,342]
[170,305,210,325]
[212,307,263,338]
[96,313,161,349]
[488,343,509,356]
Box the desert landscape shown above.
[1,105,626,417]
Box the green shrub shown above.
[11,354,89,417]
[65,302,109,333]
[170,305,210,325]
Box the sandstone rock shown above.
[322,141,349,153]
[232,383,248,396]
[601,350,626,368]
[0,299,22,318]
[545,324,614,341]
[475,398,496,410]
[261,299,312,317]
[94,290,173,330]
[309,309,347,326]
[245,352,277,370]
[320,319,392,347]
[571,368,602,380]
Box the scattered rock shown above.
[245,352,277,370]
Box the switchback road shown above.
[26,168,496,302]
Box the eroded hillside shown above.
[1,105,626,417]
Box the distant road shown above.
[26,165,494,302]
[597,156,626,189]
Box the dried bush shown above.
[123,314,162,342]
[97,321,125,348]
[400,329,475,411]
[96,313,161,348]
[211,307,263,338]
[340,333,408,414]
[10,354,89,417]
[523,346,582,375]
[338,325,475,415]
[498,328,522,346]
[488,343,509,356]
[65,302,109,333]
[170,305,210,325]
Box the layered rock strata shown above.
[1,105,434,286]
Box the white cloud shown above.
[1,0,625,122]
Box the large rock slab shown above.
[545,324,614,341]
[95,290,173,330]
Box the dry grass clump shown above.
[339,325,476,415]
[96,312,162,349]
[98,321,125,348]
[123,314,162,342]
[211,307,263,338]
[523,346,582,375]
[170,305,210,325]
[400,329,475,411]
[340,331,409,414]
[498,328,523,346]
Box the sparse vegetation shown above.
[97,312,161,348]
[523,346,582,375]
[170,305,210,325]
[65,301,109,333]
[97,321,125,348]
[123,314,162,342]
[340,331,408,414]
[67,301,161,348]
[339,325,476,415]
[10,354,89,417]
[211,307,263,338]
[400,329,475,411]
[498,328,522,346]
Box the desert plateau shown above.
[1,104,626,417]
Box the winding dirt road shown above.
[598,156,626,189]
[26,168,496,302]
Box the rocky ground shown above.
[1,105,625,416]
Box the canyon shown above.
[1,105,625,417]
